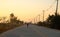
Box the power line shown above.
[33,0,57,23]
[45,0,56,11]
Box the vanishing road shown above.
[0,24,60,37]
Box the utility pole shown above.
[43,10,45,22]
[38,14,40,22]
[34,17,35,23]
[55,0,59,16]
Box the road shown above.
[0,24,60,37]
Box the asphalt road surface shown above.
[0,24,60,37]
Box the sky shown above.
[0,0,60,22]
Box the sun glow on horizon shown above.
[0,0,60,22]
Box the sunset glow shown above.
[0,0,60,22]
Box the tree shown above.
[47,14,60,29]
[10,13,17,23]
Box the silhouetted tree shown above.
[37,21,43,26]
[47,14,60,29]
[0,13,24,34]
[10,13,17,23]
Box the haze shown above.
[0,0,60,22]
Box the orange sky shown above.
[0,0,60,22]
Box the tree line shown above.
[36,13,60,30]
[0,13,24,33]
